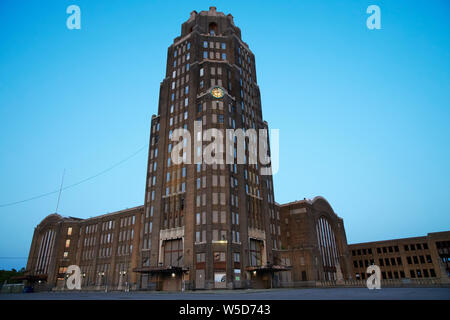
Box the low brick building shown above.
[26,207,143,291]
[349,231,450,283]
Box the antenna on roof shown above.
[55,169,65,213]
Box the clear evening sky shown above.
[0,0,449,270]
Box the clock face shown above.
[210,86,224,99]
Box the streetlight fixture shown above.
[98,271,107,292]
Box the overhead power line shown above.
[0,145,147,208]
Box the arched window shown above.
[209,22,217,35]
[316,216,340,280]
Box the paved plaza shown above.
[0,287,449,300]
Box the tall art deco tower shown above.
[135,7,282,290]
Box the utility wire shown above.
[55,169,65,213]
[0,145,147,208]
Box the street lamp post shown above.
[120,270,127,292]
[98,272,105,292]
[65,273,70,290]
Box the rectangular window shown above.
[430,269,436,277]
[196,253,205,262]
[214,252,226,262]
[163,239,183,267]
[249,239,263,266]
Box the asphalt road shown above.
[1,287,449,300]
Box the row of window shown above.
[98,246,112,258]
[354,254,433,268]
[352,242,430,256]
[406,255,433,265]
[99,232,113,245]
[119,228,134,242]
[84,236,95,247]
[356,269,438,280]
[195,210,239,225]
[203,51,227,61]
[195,192,226,206]
[203,41,226,50]
[117,244,133,256]
[404,243,429,251]
[195,229,240,243]
[196,251,240,264]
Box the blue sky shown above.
[0,0,449,270]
